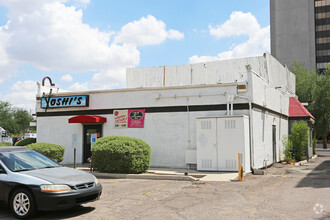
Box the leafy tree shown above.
[290,62,330,149]
[13,108,34,134]
[309,71,330,149]
[0,101,34,135]
[290,61,316,103]
[0,101,15,133]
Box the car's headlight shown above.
[40,185,72,192]
[94,177,99,185]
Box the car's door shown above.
[0,164,7,202]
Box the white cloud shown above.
[68,82,88,91]
[0,24,18,83]
[209,11,260,39]
[72,0,90,8]
[4,2,139,72]
[1,0,65,16]
[61,74,73,82]
[3,80,37,111]
[91,67,127,90]
[168,29,184,40]
[190,11,270,64]
[114,15,184,46]
[0,0,142,90]
[0,1,185,109]
[189,55,219,64]
[0,1,184,91]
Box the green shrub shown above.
[282,136,294,162]
[91,136,151,174]
[290,121,309,161]
[15,138,36,146]
[0,142,12,146]
[26,142,65,163]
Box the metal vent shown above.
[201,120,212,130]
[225,119,236,129]
[202,159,212,168]
[75,182,95,190]
[225,160,237,169]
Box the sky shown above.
[0,0,270,112]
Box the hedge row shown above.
[15,138,36,146]
[1,141,65,163]
[26,142,65,163]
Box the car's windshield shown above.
[0,150,59,172]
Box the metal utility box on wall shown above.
[196,116,250,172]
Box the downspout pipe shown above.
[226,93,230,116]
[230,95,234,116]
[235,94,255,172]
[186,97,191,149]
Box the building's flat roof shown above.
[39,82,237,97]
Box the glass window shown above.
[316,37,330,43]
[316,12,330,19]
[316,0,330,7]
[316,62,330,69]
[0,150,59,172]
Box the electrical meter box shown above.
[196,115,250,172]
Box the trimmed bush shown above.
[91,136,151,174]
[26,142,65,163]
[290,121,309,161]
[15,138,36,146]
[0,142,12,146]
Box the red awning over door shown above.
[289,97,314,119]
[68,115,107,123]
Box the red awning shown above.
[68,115,107,123]
[289,97,315,119]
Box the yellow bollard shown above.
[238,153,244,181]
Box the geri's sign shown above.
[41,95,89,108]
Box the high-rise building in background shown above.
[314,0,330,71]
[271,0,330,72]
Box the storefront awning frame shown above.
[68,115,107,123]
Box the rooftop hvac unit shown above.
[196,116,250,172]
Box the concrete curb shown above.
[294,155,318,166]
[92,171,198,182]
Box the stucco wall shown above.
[37,83,289,169]
[37,116,84,163]
[36,54,294,169]
[38,85,241,166]
[127,53,295,95]
[251,110,288,169]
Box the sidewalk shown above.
[67,154,321,182]
[67,164,239,182]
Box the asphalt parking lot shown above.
[1,145,330,219]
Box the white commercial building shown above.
[36,53,296,172]
[0,127,11,144]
